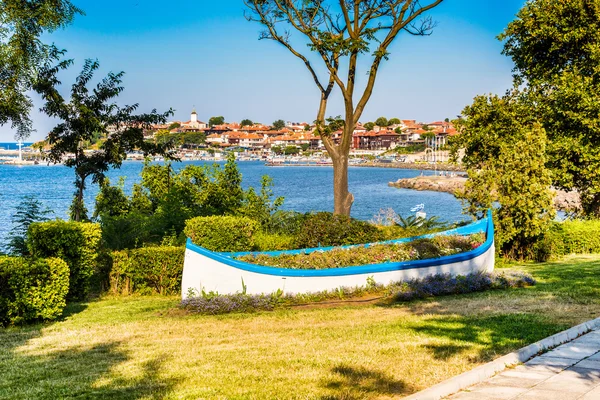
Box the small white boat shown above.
[181,211,495,298]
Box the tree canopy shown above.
[240,119,254,127]
[453,92,555,259]
[272,119,286,130]
[34,59,176,221]
[245,0,443,215]
[0,0,82,139]
[208,116,225,127]
[374,117,389,127]
[499,0,600,216]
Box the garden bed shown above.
[234,233,485,270]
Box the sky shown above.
[0,0,526,142]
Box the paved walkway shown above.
[447,329,600,399]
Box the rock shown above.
[389,176,582,211]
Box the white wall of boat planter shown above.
[181,212,495,298]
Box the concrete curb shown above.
[403,316,600,400]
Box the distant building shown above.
[180,109,207,131]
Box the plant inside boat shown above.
[235,233,486,270]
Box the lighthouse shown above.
[191,108,198,124]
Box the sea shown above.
[0,142,34,150]
[0,159,466,247]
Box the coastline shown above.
[389,176,581,211]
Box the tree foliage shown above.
[208,116,225,127]
[499,0,600,216]
[5,196,53,256]
[34,59,176,221]
[0,0,82,139]
[240,119,254,127]
[272,119,286,130]
[453,93,555,259]
[375,117,389,127]
[95,153,284,250]
[245,0,443,215]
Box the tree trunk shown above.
[332,152,354,216]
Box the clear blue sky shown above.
[1,0,525,142]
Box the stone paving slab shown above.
[446,328,600,400]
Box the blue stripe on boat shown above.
[185,210,494,278]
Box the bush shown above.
[237,234,484,270]
[0,257,70,326]
[533,219,600,261]
[28,221,102,301]
[181,270,536,315]
[185,216,259,252]
[393,271,535,301]
[252,232,297,251]
[295,212,385,248]
[109,246,184,295]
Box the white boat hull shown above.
[182,211,495,298]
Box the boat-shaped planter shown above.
[182,210,495,298]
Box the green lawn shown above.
[2,255,600,399]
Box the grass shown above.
[2,254,600,399]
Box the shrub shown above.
[185,216,259,252]
[253,232,297,251]
[392,271,534,301]
[264,210,307,235]
[109,246,184,295]
[0,257,70,326]
[237,234,484,270]
[28,221,102,300]
[181,292,277,315]
[295,212,385,248]
[532,219,600,261]
[180,270,536,315]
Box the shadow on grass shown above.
[407,313,568,362]
[320,364,414,399]
[0,322,179,399]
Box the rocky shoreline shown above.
[389,176,580,211]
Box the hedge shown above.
[531,219,600,261]
[109,246,185,295]
[295,212,385,248]
[0,257,70,326]
[28,221,102,300]
[184,216,259,252]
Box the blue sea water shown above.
[0,160,465,246]
[0,142,34,150]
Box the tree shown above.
[0,0,82,139]
[283,145,300,155]
[240,119,254,127]
[209,116,225,127]
[183,132,206,145]
[168,122,181,130]
[245,0,443,215]
[34,59,176,222]
[452,93,555,259]
[499,0,600,216]
[374,116,389,127]
[6,196,53,256]
[272,119,286,130]
[388,118,401,125]
[271,145,283,155]
[364,122,375,131]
